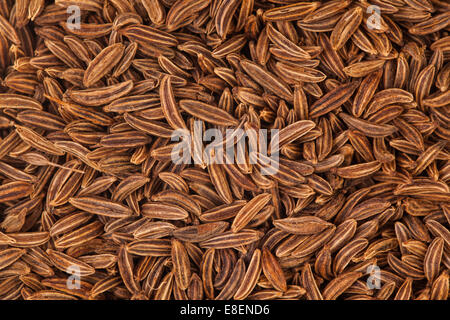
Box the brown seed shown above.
[322,271,362,300]
[171,239,191,290]
[394,278,413,300]
[200,248,215,299]
[160,75,187,131]
[0,0,445,302]
[67,80,134,107]
[69,196,133,218]
[423,237,444,283]
[234,249,262,300]
[126,239,171,257]
[173,222,229,243]
[301,263,323,300]
[118,246,140,294]
[231,193,272,233]
[15,125,65,156]
[333,238,368,275]
[430,270,449,300]
[179,99,239,126]
[271,120,316,150]
[310,82,359,118]
[330,7,363,50]
[263,2,320,22]
[339,113,397,138]
[0,181,33,203]
[46,249,95,276]
[240,59,293,101]
[344,60,386,78]
[273,216,333,235]
[387,253,425,280]
[142,202,189,220]
[215,257,246,300]
[262,248,287,292]
[0,248,26,271]
[199,230,262,249]
[266,24,311,60]
[83,43,124,87]
[53,222,104,249]
[335,161,382,179]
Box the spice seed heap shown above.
[0,0,449,300]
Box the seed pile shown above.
[0,0,449,300]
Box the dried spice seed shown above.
[0,0,448,302]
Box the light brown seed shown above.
[231,193,271,233]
